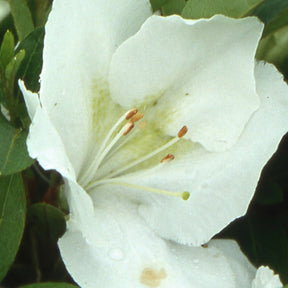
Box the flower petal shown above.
[38,0,152,174]
[19,80,40,120]
[27,106,76,180]
[251,266,282,288]
[58,191,249,288]
[212,240,282,287]
[131,63,288,246]
[59,194,189,288]
[63,179,95,239]
[0,0,9,22]
[211,239,257,287]
[109,14,263,151]
[173,239,259,288]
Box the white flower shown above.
[0,0,9,23]
[20,0,288,287]
[252,266,282,288]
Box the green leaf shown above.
[254,182,284,205]
[19,283,78,288]
[16,27,44,92]
[150,0,169,11]
[162,0,186,15]
[182,0,264,19]
[0,116,34,175]
[256,25,288,76]
[0,30,15,71]
[261,7,288,37]
[28,0,53,27]
[28,203,66,242]
[0,80,4,104]
[8,0,34,41]
[5,49,25,83]
[252,0,288,24]
[0,173,26,282]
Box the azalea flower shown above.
[0,0,9,23]
[20,0,288,287]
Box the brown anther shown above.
[177,125,188,138]
[125,108,138,120]
[123,121,134,135]
[131,112,144,123]
[160,154,175,163]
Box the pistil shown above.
[87,178,190,201]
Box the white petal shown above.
[211,239,256,287]
[63,179,95,239]
[27,107,75,180]
[59,192,242,288]
[0,0,9,22]
[132,63,288,246]
[19,80,40,120]
[109,15,263,151]
[252,266,282,288]
[212,240,282,288]
[59,195,189,288]
[38,0,152,174]
[166,240,237,288]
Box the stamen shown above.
[131,112,144,123]
[87,179,190,201]
[80,108,138,185]
[123,121,134,136]
[160,154,175,163]
[178,125,188,138]
[92,121,134,173]
[105,126,188,179]
[125,108,138,120]
[104,129,141,163]
[102,114,145,163]
[81,107,189,204]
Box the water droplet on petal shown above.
[108,248,125,261]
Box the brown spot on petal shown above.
[140,268,167,287]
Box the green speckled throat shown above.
[77,80,194,200]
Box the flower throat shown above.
[80,108,190,201]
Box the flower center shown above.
[80,108,190,201]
